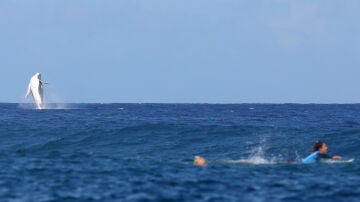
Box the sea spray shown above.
[225,145,277,165]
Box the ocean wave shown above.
[1,104,360,201]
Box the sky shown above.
[0,0,359,103]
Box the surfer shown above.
[301,141,341,163]
[194,156,207,166]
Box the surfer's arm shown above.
[317,153,332,159]
[318,153,342,160]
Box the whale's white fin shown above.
[25,83,31,98]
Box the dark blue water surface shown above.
[1,103,360,201]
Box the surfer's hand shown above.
[332,156,342,160]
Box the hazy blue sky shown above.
[1,1,359,103]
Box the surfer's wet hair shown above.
[312,141,325,152]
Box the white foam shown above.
[42,103,74,110]
[18,103,36,110]
[224,145,277,165]
[18,102,75,110]
[225,156,276,165]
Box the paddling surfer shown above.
[301,141,341,163]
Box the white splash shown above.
[42,103,73,110]
[225,146,277,165]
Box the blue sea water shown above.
[1,103,360,202]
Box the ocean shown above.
[0,103,359,201]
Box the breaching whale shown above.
[25,72,48,109]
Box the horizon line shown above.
[2,102,360,105]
